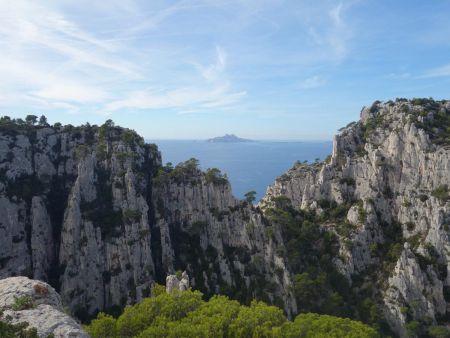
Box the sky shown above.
[1,0,450,140]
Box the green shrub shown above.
[123,209,142,224]
[340,177,356,187]
[431,185,449,202]
[0,319,40,338]
[75,144,90,161]
[282,313,380,338]
[244,191,257,203]
[86,288,379,338]
[11,295,35,311]
[428,325,450,338]
[205,168,228,185]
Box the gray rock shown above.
[260,100,450,335]
[0,276,88,337]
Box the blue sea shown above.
[149,140,332,201]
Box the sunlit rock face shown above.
[260,99,450,336]
[0,121,295,320]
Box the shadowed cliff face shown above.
[260,99,450,337]
[0,121,294,321]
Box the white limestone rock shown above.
[0,276,88,338]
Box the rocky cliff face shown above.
[260,99,450,336]
[153,162,295,314]
[0,120,294,321]
[1,99,448,336]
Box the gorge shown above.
[0,98,449,337]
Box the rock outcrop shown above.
[260,99,450,336]
[0,276,88,337]
[0,120,294,320]
[166,271,190,293]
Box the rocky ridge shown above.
[260,98,450,336]
[0,119,294,322]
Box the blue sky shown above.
[1,0,450,140]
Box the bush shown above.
[0,319,40,338]
[205,168,228,185]
[282,313,380,338]
[428,325,450,338]
[86,288,379,338]
[11,295,35,311]
[244,191,257,203]
[431,185,449,202]
[340,177,356,187]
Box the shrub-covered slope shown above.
[86,286,379,338]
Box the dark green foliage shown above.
[155,158,201,185]
[11,295,35,311]
[376,221,404,280]
[406,320,422,337]
[409,101,450,145]
[282,313,379,338]
[75,144,90,161]
[265,199,356,318]
[38,115,49,126]
[360,114,385,141]
[411,97,438,106]
[431,185,449,202]
[25,115,38,125]
[428,325,450,338]
[419,194,429,202]
[123,209,142,224]
[357,200,367,223]
[340,177,356,187]
[86,289,379,338]
[205,168,228,185]
[244,190,257,203]
[188,221,207,236]
[122,130,136,147]
[4,174,44,202]
[0,313,41,338]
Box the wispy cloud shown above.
[106,46,246,113]
[298,1,354,63]
[421,64,450,78]
[299,76,326,89]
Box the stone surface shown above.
[165,271,190,293]
[0,276,88,337]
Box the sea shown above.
[148,140,333,201]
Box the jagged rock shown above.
[0,122,295,319]
[260,99,450,335]
[0,276,88,337]
[166,271,190,293]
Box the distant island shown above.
[207,134,253,143]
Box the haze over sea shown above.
[149,140,332,201]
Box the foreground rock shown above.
[0,276,88,337]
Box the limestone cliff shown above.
[260,98,450,336]
[0,120,294,321]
